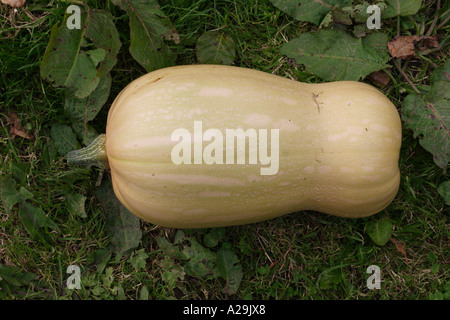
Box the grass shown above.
[0,0,449,300]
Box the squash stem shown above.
[66,134,109,169]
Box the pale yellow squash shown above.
[68,64,402,228]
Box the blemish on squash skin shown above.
[312,92,323,114]
[152,77,164,83]
[315,148,324,163]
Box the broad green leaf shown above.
[50,124,79,156]
[86,48,106,67]
[196,30,236,65]
[318,6,352,28]
[92,285,106,296]
[95,178,142,256]
[101,267,114,287]
[162,264,185,287]
[85,9,121,77]
[173,229,186,244]
[112,0,178,72]
[40,8,120,97]
[330,6,352,25]
[217,247,243,295]
[0,176,57,244]
[402,61,450,170]
[238,236,253,255]
[40,14,100,99]
[270,0,352,25]
[0,176,21,213]
[72,123,99,147]
[366,217,393,246]
[0,265,36,290]
[65,193,87,218]
[64,72,111,123]
[9,162,28,185]
[204,227,225,248]
[182,239,217,278]
[64,73,112,145]
[157,236,189,260]
[140,285,149,300]
[382,0,422,19]
[317,267,343,289]
[157,233,242,293]
[18,202,59,244]
[117,284,126,300]
[280,29,390,81]
[87,248,112,274]
[349,2,377,23]
[0,177,33,213]
[129,249,149,271]
[438,181,450,205]
[19,187,34,201]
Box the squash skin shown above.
[105,65,402,228]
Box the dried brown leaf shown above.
[388,35,441,59]
[390,238,409,262]
[1,0,26,8]
[368,69,391,88]
[5,111,33,140]
[388,35,421,59]
[419,35,440,50]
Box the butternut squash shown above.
[67,65,402,228]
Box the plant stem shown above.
[393,59,421,94]
[66,134,109,169]
[425,0,440,37]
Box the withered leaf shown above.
[1,0,26,8]
[388,35,440,59]
[419,35,439,50]
[368,69,391,88]
[390,238,409,262]
[5,111,33,140]
[388,35,421,59]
